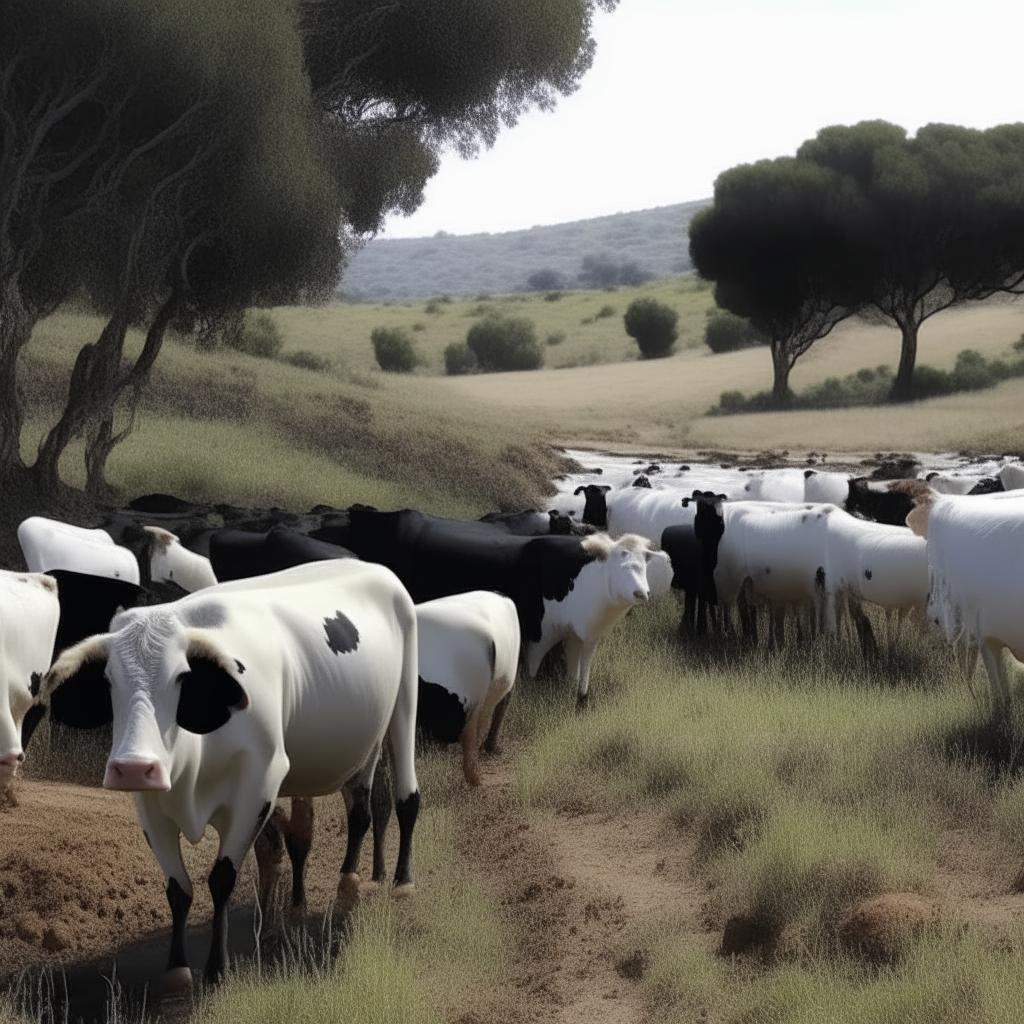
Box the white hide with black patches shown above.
[18,516,140,584]
[0,571,60,788]
[39,559,419,980]
[416,591,520,783]
[908,492,1024,715]
[528,533,668,700]
[144,526,218,591]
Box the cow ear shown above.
[177,636,249,735]
[573,486,587,496]
[42,637,112,730]
[600,485,611,494]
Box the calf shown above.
[317,507,667,703]
[1,572,60,793]
[40,559,420,989]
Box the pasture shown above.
[6,284,1024,1023]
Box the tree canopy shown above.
[690,120,1024,405]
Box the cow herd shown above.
[2,455,1024,994]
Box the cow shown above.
[1000,464,1024,492]
[112,525,218,591]
[1,571,61,795]
[803,470,852,506]
[478,509,596,537]
[924,472,988,495]
[208,524,355,582]
[739,469,806,503]
[38,559,421,990]
[907,492,1024,718]
[315,507,667,704]
[844,478,931,527]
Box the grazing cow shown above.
[907,492,1024,717]
[844,478,931,527]
[822,510,929,655]
[209,524,355,582]
[316,507,667,703]
[39,559,420,988]
[1,572,60,792]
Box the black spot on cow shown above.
[176,655,247,735]
[968,476,1003,495]
[48,570,144,657]
[324,610,360,655]
[29,672,42,698]
[234,659,246,675]
[417,678,468,744]
[864,569,873,580]
[50,657,113,730]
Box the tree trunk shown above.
[33,311,129,495]
[890,318,919,402]
[770,341,793,408]
[0,284,33,484]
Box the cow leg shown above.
[338,749,379,920]
[371,748,393,884]
[205,793,276,985]
[253,804,287,939]
[574,637,600,705]
[980,640,1012,722]
[850,600,878,660]
[954,640,981,699]
[387,675,420,892]
[284,797,314,919]
[135,798,194,996]
[483,692,512,754]
[562,635,586,707]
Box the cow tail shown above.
[388,590,419,804]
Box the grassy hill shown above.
[340,200,710,299]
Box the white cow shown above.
[18,516,140,584]
[907,492,1024,716]
[739,469,806,504]
[416,591,521,785]
[40,559,420,990]
[1000,464,1024,492]
[1,571,61,792]
[803,470,852,506]
[924,472,985,495]
[142,526,218,591]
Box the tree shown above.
[689,157,864,405]
[466,314,543,371]
[623,298,677,359]
[527,268,566,291]
[578,253,620,289]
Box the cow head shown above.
[574,484,611,528]
[40,608,249,791]
[582,533,667,605]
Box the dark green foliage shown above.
[1014,334,1024,353]
[704,310,767,353]
[709,350,1024,414]
[372,327,419,372]
[282,350,331,371]
[596,304,616,319]
[528,269,566,291]
[546,331,566,346]
[466,315,543,371]
[544,291,563,302]
[225,312,284,359]
[624,298,678,359]
[444,341,478,375]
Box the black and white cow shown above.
[208,524,355,582]
[39,559,420,989]
[844,478,931,527]
[0,571,60,792]
[316,507,667,703]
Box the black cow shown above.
[208,524,355,582]
[845,478,930,527]
[660,491,726,636]
[573,484,611,529]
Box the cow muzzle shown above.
[0,752,23,781]
[104,758,171,791]
[633,588,650,603]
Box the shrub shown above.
[704,310,767,353]
[544,291,563,302]
[224,311,283,359]
[527,269,565,291]
[282,349,330,371]
[624,298,678,359]
[444,341,478,375]
[1015,333,1024,353]
[371,327,418,372]
[546,331,566,346]
[596,304,616,319]
[466,315,543,372]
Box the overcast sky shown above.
[379,0,1024,239]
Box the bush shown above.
[596,304,616,319]
[224,311,283,359]
[466,315,543,372]
[371,327,418,372]
[543,291,563,302]
[546,331,566,346]
[282,349,330,371]
[624,298,678,359]
[704,310,767,353]
[444,341,478,375]
[527,268,565,291]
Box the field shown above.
[6,283,1024,1023]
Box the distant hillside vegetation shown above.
[340,199,711,299]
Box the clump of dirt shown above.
[838,893,941,964]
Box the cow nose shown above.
[104,758,170,791]
[633,588,649,603]
[0,752,24,774]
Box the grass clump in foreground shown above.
[711,347,1024,415]
[510,596,1024,1021]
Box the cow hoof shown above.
[334,872,361,919]
[160,967,193,998]
[393,882,415,899]
[575,693,590,711]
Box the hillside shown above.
[340,199,711,299]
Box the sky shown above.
[379,0,1024,239]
